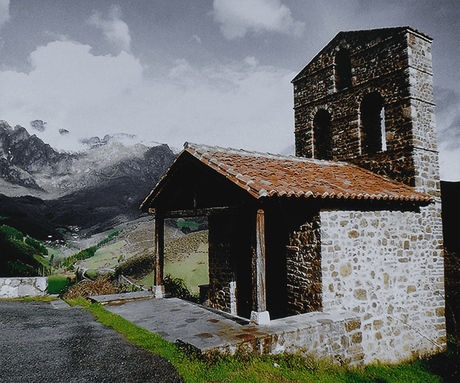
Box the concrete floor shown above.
[102,295,359,357]
[104,296,270,353]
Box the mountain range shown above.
[0,120,458,256]
[0,121,176,241]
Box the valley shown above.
[0,120,177,241]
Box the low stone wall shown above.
[0,277,48,298]
[216,311,363,366]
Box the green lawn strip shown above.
[0,296,57,302]
[85,303,214,382]
[77,302,442,383]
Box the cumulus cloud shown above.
[0,39,294,155]
[213,0,305,39]
[0,40,142,150]
[88,4,131,51]
[0,0,9,30]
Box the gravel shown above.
[0,300,184,383]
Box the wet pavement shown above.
[0,300,183,383]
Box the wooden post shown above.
[153,214,165,298]
[251,208,270,324]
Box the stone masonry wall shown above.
[207,215,236,314]
[406,30,441,199]
[293,28,439,191]
[320,206,445,364]
[293,28,413,162]
[286,215,322,315]
[0,277,48,298]
[214,311,364,366]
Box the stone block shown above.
[345,318,361,332]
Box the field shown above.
[139,242,209,293]
[80,240,129,270]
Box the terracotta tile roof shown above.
[183,142,433,203]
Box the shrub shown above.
[63,274,117,299]
[177,218,199,233]
[47,275,71,294]
[0,225,24,241]
[96,229,123,248]
[25,237,48,255]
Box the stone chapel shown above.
[141,27,446,363]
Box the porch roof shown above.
[140,142,433,210]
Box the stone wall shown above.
[207,214,243,315]
[293,27,437,191]
[0,277,48,298]
[215,311,364,366]
[320,206,445,363]
[286,215,322,315]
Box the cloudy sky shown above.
[0,0,459,180]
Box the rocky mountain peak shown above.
[0,120,177,239]
[80,133,139,149]
[30,120,47,132]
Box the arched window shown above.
[313,109,332,160]
[335,49,352,90]
[360,92,386,155]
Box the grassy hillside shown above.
[139,241,209,293]
[80,241,128,270]
[0,224,49,276]
[66,220,209,295]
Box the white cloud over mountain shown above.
[0,38,294,154]
[0,1,458,180]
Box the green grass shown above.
[80,240,128,269]
[0,296,57,302]
[164,246,208,294]
[47,274,71,294]
[64,296,92,307]
[79,302,444,383]
[137,273,154,287]
[46,246,62,258]
[33,254,50,270]
[139,244,209,293]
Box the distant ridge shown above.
[0,121,176,240]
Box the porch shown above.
[104,296,364,365]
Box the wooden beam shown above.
[154,206,235,218]
[154,215,164,286]
[254,208,267,312]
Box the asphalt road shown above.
[0,300,184,383]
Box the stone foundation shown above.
[215,310,364,366]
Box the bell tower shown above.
[292,27,440,198]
